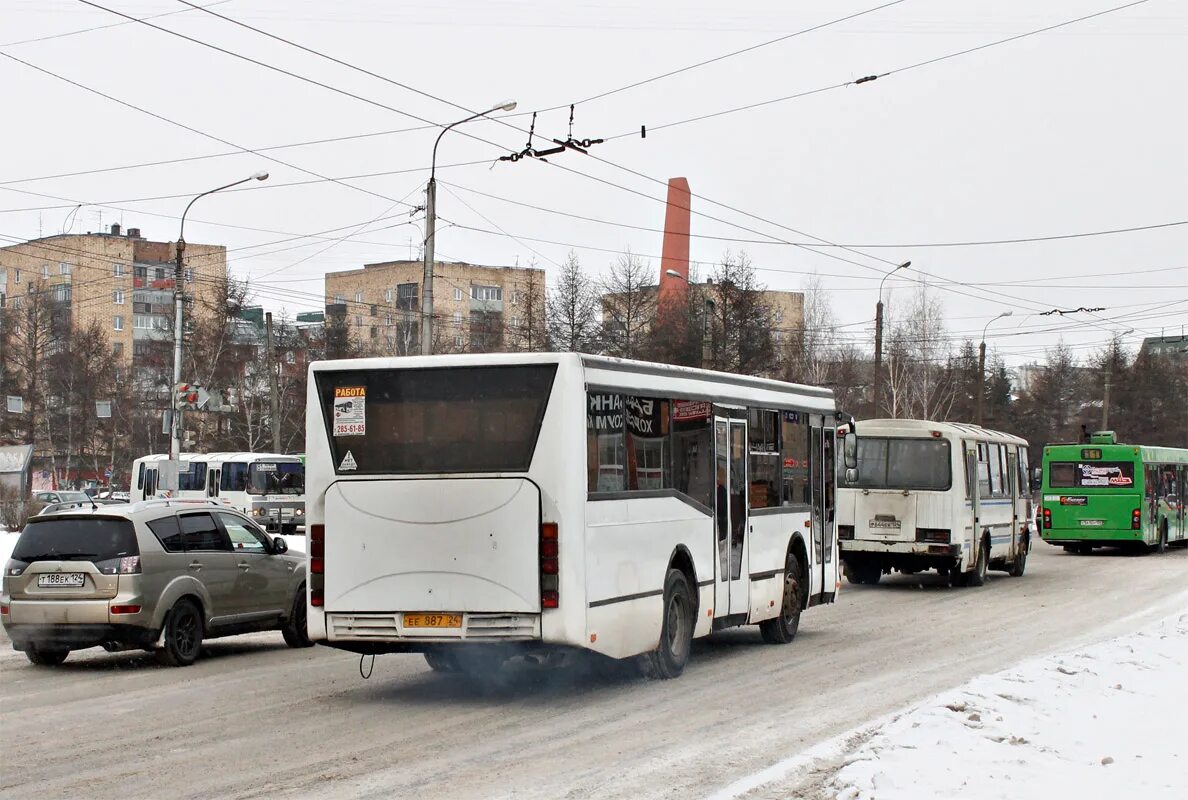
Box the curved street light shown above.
[976,311,1014,427]
[170,171,270,461]
[873,260,911,417]
[421,101,517,355]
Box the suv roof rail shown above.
[127,498,227,514]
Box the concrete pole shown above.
[873,299,885,417]
[266,311,281,452]
[1102,374,1111,431]
[420,178,436,356]
[976,339,987,427]
[170,238,185,461]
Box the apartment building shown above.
[324,259,547,354]
[0,223,227,368]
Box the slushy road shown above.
[2,544,1184,800]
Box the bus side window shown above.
[136,463,144,491]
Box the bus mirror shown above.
[845,467,859,485]
[843,432,858,469]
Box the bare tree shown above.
[600,249,655,359]
[882,283,954,419]
[507,265,547,352]
[547,251,600,353]
[704,252,774,375]
[781,272,835,385]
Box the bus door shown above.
[1007,448,1021,558]
[965,442,981,551]
[713,412,750,619]
[809,418,838,599]
[207,469,220,498]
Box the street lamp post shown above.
[873,261,910,417]
[421,100,517,356]
[171,171,269,461]
[976,311,1013,427]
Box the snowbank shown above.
[824,610,1188,800]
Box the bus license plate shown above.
[403,613,462,629]
[869,520,901,529]
[1079,519,1105,527]
[38,573,85,587]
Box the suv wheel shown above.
[282,587,314,648]
[157,600,203,667]
[25,647,69,666]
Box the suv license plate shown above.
[403,613,462,629]
[38,573,85,587]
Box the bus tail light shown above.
[541,522,558,609]
[1131,509,1141,530]
[310,524,325,574]
[310,523,325,609]
[1043,508,1052,529]
[916,529,951,544]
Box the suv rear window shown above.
[12,518,139,563]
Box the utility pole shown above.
[266,311,281,453]
[873,261,910,417]
[420,100,517,356]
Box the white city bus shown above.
[131,452,305,533]
[304,353,855,678]
[837,419,1031,587]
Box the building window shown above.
[14,268,21,283]
[452,312,463,325]
[396,282,419,311]
[334,294,344,304]
[113,315,124,331]
[370,326,377,338]
[453,288,463,301]
[510,291,523,305]
[154,267,166,280]
[41,264,50,278]
[285,351,296,365]
[355,315,363,326]
[112,342,124,357]
[355,290,363,304]
[510,316,522,329]
[50,284,71,302]
[0,292,6,308]
[454,335,463,348]
[385,313,393,325]
[471,285,502,302]
[134,265,147,279]
[113,262,125,277]
[13,296,22,308]
[184,268,193,283]
[59,262,71,275]
[113,288,125,305]
[384,288,393,303]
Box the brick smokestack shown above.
[657,177,691,309]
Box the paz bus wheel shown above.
[1154,522,1168,554]
[1008,536,1029,577]
[760,552,803,644]
[644,569,694,679]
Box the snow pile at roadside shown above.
[0,529,16,568]
[826,610,1188,800]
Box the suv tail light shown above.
[541,522,558,609]
[310,523,325,607]
[1131,509,1142,530]
[1043,508,1052,529]
[110,604,141,615]
[96,555,141,575]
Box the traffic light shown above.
[177,383,197,410]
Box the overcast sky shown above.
[2,0,1185,366]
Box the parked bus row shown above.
[131,452,306,534]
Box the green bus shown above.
[1039,432,1188,553]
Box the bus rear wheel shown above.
[1152,522,1168,555]
[644,569,694,679]
[423,649,460,673]
[954,538,989,587]
[760,552,803,645]
[1008,535,1029,577]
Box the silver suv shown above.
[0,499,310,667]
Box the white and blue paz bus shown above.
[836,419,1031,587]
[304,354,856,678]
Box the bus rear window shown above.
[1049,461,1135,488]
[315,364,557,474]
[844,437,952,491]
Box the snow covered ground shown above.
[714,607,1188,800]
